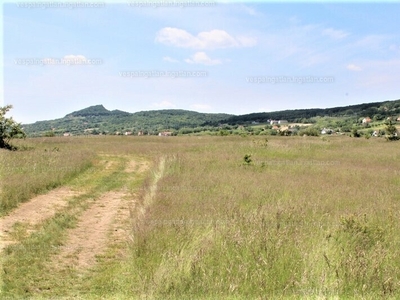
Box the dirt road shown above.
[0,156,149,272]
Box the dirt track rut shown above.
[0,187,81,250]
[53,191,128,268]
[1,157,149,273]
[52,158,149,269]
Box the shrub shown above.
[0,105,26,150]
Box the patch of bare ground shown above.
[137,161,150,173]
[104,160,116,170]
[53,191,130,269]
[51,158,151,270]
[125,159,149,173]
[0,187,81,251]
[125,160,137,173]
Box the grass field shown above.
[1,135,400,299]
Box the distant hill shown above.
[65,105,130,117]
[23,105,233,136]
[210,99,400,125]
[22,99,400,136]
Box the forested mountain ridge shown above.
[213,99,400,125]
[23,105,233,136]
[65,105,131,117]
[22,99,400,136]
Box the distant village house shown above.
[362,117,372,124]
[321,128,334,135]
[270,120,288,125]
[158,131,173,137]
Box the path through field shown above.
[0,187,81,251]
[53,191,127,269]
[0,154,151,298]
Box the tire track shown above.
[53,158,150,270]
[53,191,127,269]
[0,187,81,251]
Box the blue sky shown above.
[2,1,400,124]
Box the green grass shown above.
[1,151,151,298]
[124,136,400,299]
[0,137,95,216]
[1,135,400,299]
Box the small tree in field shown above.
[243,154,252,165]
[352,128,361,138]
[0,105,26,150]
[385,119,399,141]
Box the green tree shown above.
[44,131,55,137]
[218,130,229,136]
[299,127,320,136]
[385,120,399,141]
[0,105,26,150]
[352,128,361,138]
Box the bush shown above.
[219,130,229,136]
[299,127,320,136]
[44,131,55,137]
[0,105,26,150]
[352,129,361,138]
[385,120,399,141]
[243,154,252,165]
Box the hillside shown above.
[22,99,400,136]
[23,105,233,136]
[65,105,131,118]
[213,99,400,125]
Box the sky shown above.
[2,1,400,124]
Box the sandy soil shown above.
[1,157,150,272]
[0,187,81,251]
[53,191,128,269]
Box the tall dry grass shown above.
[1,135,400,299]
[0,137,94,215]
[127,135,400,298]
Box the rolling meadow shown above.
[1,135,400,299]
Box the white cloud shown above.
[155,27,257,50]
[64,54,87,62]
[163,56,179,63]
[347,64,362,71]
[151,100,176,109]
[353,34,390,50]
[322,28,349,40]
[185,52,221,65]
